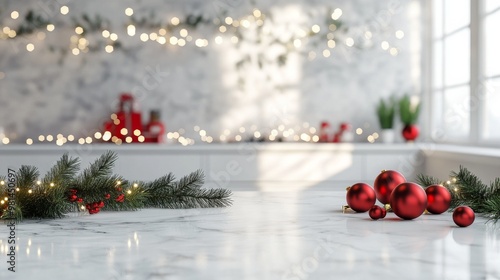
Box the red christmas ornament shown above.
[369,205,386,220]
[346,183,376,213]
[68,194,78,202]
[453,206,475,227]
[402,125,419,141]
[374,170,406,204]
[98,201,105,208]
[390,182,427,220]
[104,193,111,200]
[425,185,451,214]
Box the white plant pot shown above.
[381,129,395,144]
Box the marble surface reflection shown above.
[1,191,499,279]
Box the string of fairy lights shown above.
[0,178,140,210]
[0,120,381,146]
[0,4,404,145]
[0,4,405,61]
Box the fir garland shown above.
[0,151,232,221]
[417,166,500,223]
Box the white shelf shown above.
[0,143,423,190]
[3,142,500,189]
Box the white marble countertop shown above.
[1,191,499,280]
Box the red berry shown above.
[115,194,125,202]
[98,201,105,208]
[104,194,111,199]
[76,198,83,203]
[69,194,78,202]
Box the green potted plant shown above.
[377,97,396,143]
[399,95,421,141]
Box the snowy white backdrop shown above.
[0,0,422,143]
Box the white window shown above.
[480,2,500,142]
[431,0,470,142]
[431,0,500,145]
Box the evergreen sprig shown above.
[417,166,500,223]
[0,152,232,221]
[415,173,441,188]
[77,151,116,183]
[142,170,232,209]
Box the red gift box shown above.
[103,93,143,142]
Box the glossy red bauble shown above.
[425,185,451,214]
[346,183,376,213]
[390,182,427,220]
[374,170,406,204]
[402,124,419,141]
[369,205,386,220]
[453,206,475,227]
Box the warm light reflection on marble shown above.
[0,191,499,279]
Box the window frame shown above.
[430,0,472,144]
[429,0,500,147]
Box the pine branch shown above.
[451,166,490,212]
[142,173,176,208]
[42,153,80,186]
[175,169,205,190]
[488,178,500,197]
[76,151,117,187]
[104,182,148,211]
[483,178,500,222]
[143,171,232,208]
[14,154,80,219]
[11,166,40,220]
[168,188,233,208]
[1,152,233,221]
[17,165,39,187]
[416,173,441,188]
[72,174,126,203]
